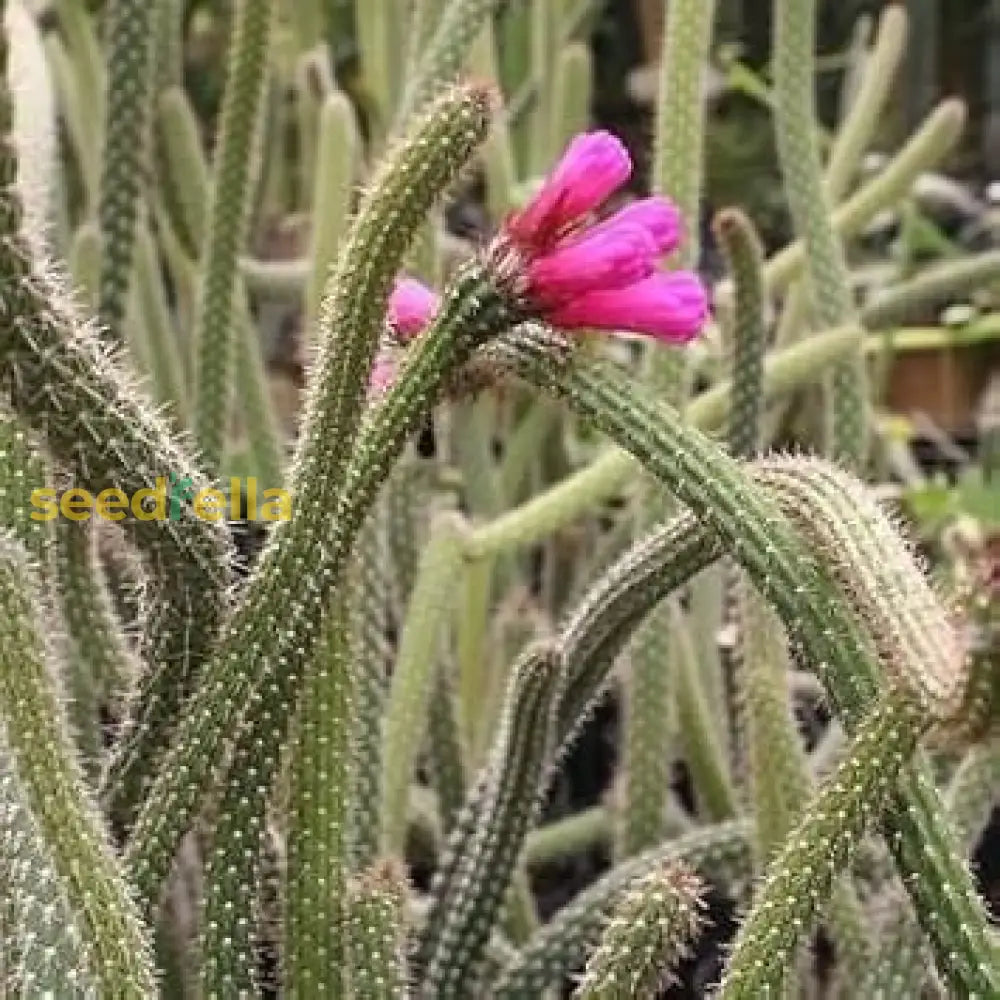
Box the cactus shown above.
[0,3,996,997]
[575,861,705,1000]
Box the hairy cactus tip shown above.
[376,131,710,389]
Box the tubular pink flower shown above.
[388,277,440,340]
[506,131,631,248]
[589,196,682,255]
[526,223,658,307]
[546,271,709,343]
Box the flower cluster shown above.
[494,130,708,342]
[371,131,709,394]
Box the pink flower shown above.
[526,223,658,308]
[546,272,709,343]
[388,277,440,341]
[493,131,709,344]
[587,196,681,255]
[506,131,631,249]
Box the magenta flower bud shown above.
[546,271,710,343]
[589,196,682,256]
[506,131,632,248]
[388,277,440,340]
[526,223,658,308]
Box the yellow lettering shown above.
[60,488,93,522]
[95,488,128,521]
[29,487,58,521]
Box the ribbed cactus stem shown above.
[415,644,561,997]
[395,0,503,128]
[381,509,467,854]
[503,329,1000,995]
[192,0,275,473]
[95,0,155,342]
[0,24,235,832]
[773,0,866,467]
[576,862,705,1000]
[304,92,357,340]
[755,458,970,730]
[493,822,751,998]
[715,99,966,306]
[716,692,923,999]
[126,253,503,916]
[277,594,356,998]
[773,4,906,351]
[467,324,864,560]
[346,858,410,999]
[346,511,392,870]
[0,537,154,995]
[0,734,94,996]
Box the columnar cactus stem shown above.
[716,692,923,999]
[395,0,504,129]
[493,822,751,998]
[773,0,867,467]
[279,594,354,998]
[0,734,94,997]
[345,858,410,999]
[381,510,467,854]
[715,98,965,306]
[304,92,357,340]
[415,643,561,998]
[502,330,1000,995]
[0,13,235,832]
[192,0,275,472]
[95,0,156,342]
[576,862,705,1000]
[773,4,906,351]
[0,537,154,995]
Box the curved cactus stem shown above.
[492,821,751,998]
[414,643,561,997]
[126,177,502,916]
[0,21,236,834]
[466,324,864,560]
[501,329,1000,996]
[0,536,154,995]
[716,693,923,999]
[575,862,705,1000]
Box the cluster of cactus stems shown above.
[0,1,998,998]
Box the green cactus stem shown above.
[576,861,706,1000]
[500,327,1000,995]
[466,324,864,560]
[493,821,750,998]
[280,593,354,998]
[345,859,410,999]
[415,643,561,998]
[124,84,497,911]
[773,0,866,467]
[95,0,155,342]
[0,536,154,995]
[192,0,275,473]
[0,24,235,832]
[381,509,467,854]
[0,735,99,996]
[716,692,923,999]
